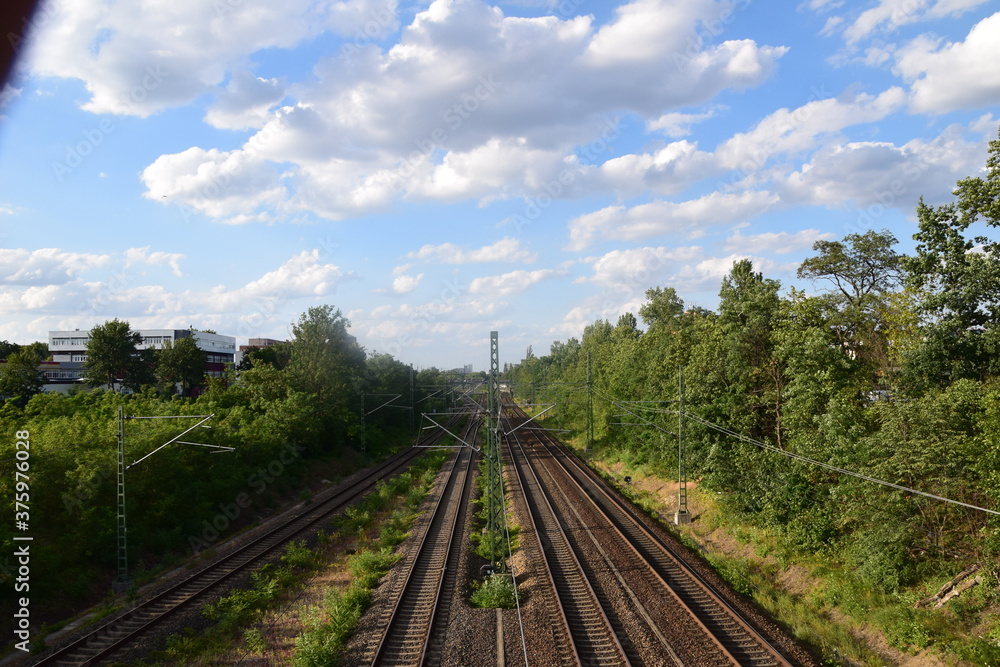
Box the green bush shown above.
[471,574,517,609]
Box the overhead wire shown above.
[592,387,1000,516]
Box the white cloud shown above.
[646,108,719,137]
[409,237,537,264]
[468,268,564,296]
[723,229,835,255]
[577,246,702,289]
[565,190,779,251]
[242,250,355,297]
[715,87,906,171]
[391,273,424,294]
[204,69,287,130]
[124,247,185,277]
[894,12,1000,113]
[812,0,989,46]
[780,122,986,210]
[0,248,111,285]
[24,0,400,117]
[132,0,787,221]
[140,146,287,223]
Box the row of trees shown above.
[508,129,1000,592]
[0,305,462,618]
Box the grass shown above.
[291,450,448,666]
[139,448,450,665]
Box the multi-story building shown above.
[235,337,288,368]
[45,328,236,390]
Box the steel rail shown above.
[35,423,456,666]
[513,403,796,667]
[503,411,629,666]
[368,417,479,665]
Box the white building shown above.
[45,328,236,390]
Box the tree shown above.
[288,305,367,445]
[236,342,292,371]
[798,229,903,382]
[638,286,684,329]
[0,347,45,404]
[156,337,206,396]
[0,340,21,360]
[900,128,1000,389]
[84,319,149,392]
[797,229,902,315]
[717,259,785,445]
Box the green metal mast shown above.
[676,365,690,524]
[485,330,505,572]
[115,406,129,592]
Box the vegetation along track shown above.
[33,423,458,666]
[506,402,805,666]
[366,414,480,666]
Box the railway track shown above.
[367,416,480,666]
[506,403,799,666]
[34,425,454,666]
[503,411,630,666]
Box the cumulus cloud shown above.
[124,247,185,277]
[894,12,1000,113]
[140,146,287,223]
[391,273,423,294]
[0,248,111,285]
[565,190,779,251]
[408,237,536,264]
[646,108,719,137]
[715,87,906,171]
[810,0,990,47]
[779,122,986,210]
[242,250,355,297]
[722,228,835,255]
[24,0,400,117]
[468,268,564,296]
[129,0,786,222]
[204,69,287,130]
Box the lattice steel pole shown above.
[115,406,129,592]
[486,330,505,571]
[675,365,691,524]
[586,351,593,452]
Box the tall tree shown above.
[288,305,366,443]
[84,319,150,392]
[156,337,206,396]
[0,347,45,404]
[717,259,785,444]
[638,286,684,329]
[798,229,903,382]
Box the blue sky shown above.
[0,0,998,370]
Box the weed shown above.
[471,574,518,609]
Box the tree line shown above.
[0,305,463,621]
[508,130,1000,593]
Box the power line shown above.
[683,411,1000,517]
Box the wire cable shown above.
[682,411,1000,517]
